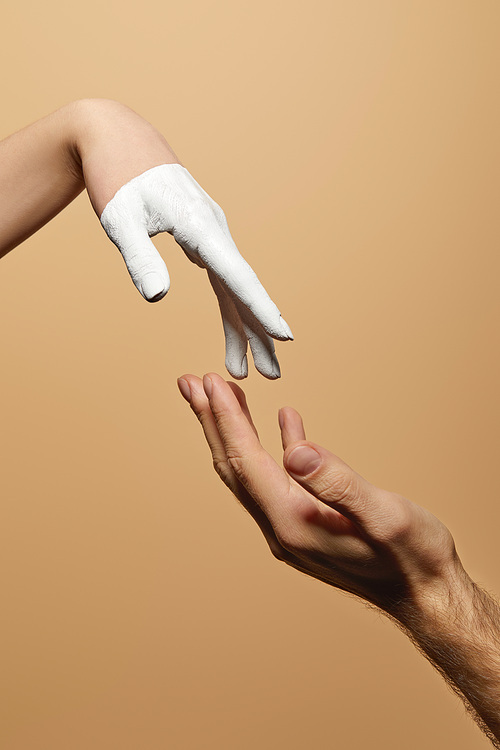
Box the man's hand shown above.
[178,372,500,747]
[177,372,457,610]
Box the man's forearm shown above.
[392,566,500,747]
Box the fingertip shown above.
[254,353,281,380]
[203,373,217,399]
[279,407,306,448]
[177,377,191,403]
[272,353,282,379]
[140,272,170,302]
[278,408,285,430]
[226,353,248,380]
[279,316,294,341]
[204,372,239,402]
[262,315,294,342]
[145,290,168,303]
[281,405,303,423]
[205,372,225,385]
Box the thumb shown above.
[118,228,171,302]
[101,200,170,302]
[284,441,374,524]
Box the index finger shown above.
[198,230,294,342]
[202,373,293,522]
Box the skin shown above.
[0,98,180,258]
[178,372,500,748]
[3,96,498,742]
[0,99,290,378]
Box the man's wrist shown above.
[387,556,473,634]
[387,562,500,746]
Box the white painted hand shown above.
[100,164,293,379]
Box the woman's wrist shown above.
[68,98,180,215]
[0,102,86,255]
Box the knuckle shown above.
[213,202,228,227]
[179,199,229,251]
[171,199,208,244]
[375,496,413,545]
[147,209,171,235]
[227,453,248,482]
[274,523,306,556]
[316,467,359,506]
[192,406,212,431]
[225,447,262,481]
[183,197,213,229]
[212,456,230,481]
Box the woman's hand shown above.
[0,99,292,378]
[78,100,293,379]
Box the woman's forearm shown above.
[0,103,85,257]
[0,99,180,258]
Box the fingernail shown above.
[280,316,294,341]
[203,375,213,399]
[227,354,248,380]
[141,273,168,301]
[278,409,285,430]
[272,354,281,379]
[286,445,321,476]
[240,354,248,379]
[177,378,191,403]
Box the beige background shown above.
[1,1,499,748]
